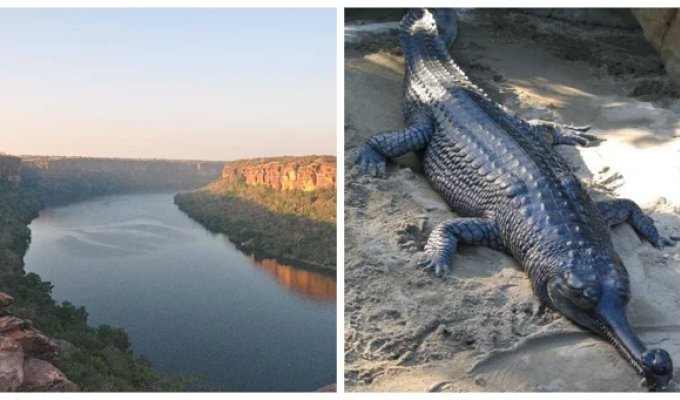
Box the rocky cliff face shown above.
[0,156,21,185]
[633,9,680,86]
[222,156,336,192]
[0,293,78,392]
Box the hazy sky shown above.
[0,8,336,161]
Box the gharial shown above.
[352,8,679,390]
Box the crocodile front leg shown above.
[598,199,679,248]
[529,120,598,147]
[420,217,501,277]
[353,117,433,176]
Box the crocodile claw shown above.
[653,235,680,248]
[353,143,387,177]
[566,124,592,132]
[555,125,600,147]
[418,254,450,277]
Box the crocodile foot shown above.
[553,124,600,147]
[650,234,680,249]
[352,143,386,177]
[417,252,450,278]
[530,120,600,147]
[628,208,679,249]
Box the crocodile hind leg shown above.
[420,218,501,277]
[597,199,679,248]
[529,120,598,147]
[353,117,433,176]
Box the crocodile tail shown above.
[399,8,458,48]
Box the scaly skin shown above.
[353,8,679,390]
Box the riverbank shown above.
[175,183,336,273]
[175,156,337,273]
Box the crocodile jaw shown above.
[593,300,673,391]
[548,278,673,390]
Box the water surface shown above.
[23,192,336,392]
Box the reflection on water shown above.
[252,257,336,301]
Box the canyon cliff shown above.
[221,156,336,192]
[175,155,337,271]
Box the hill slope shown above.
[175,156,337,272]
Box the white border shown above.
[336,5,346,396]
[0,1,676,398]
[1,0,680,7]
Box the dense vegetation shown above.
[0,156,226,391]
[0,183,41,286]
[175,178,336,271]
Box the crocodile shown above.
[352,8,679,390]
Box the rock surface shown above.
[20,358,78,392]
[0,317,26,334]
[633,9,680,86]
[519,9,640,29]
[0,337,23,391]
[0,293,14,308]
[4,329,57,361]
[222,156,336,192]
[0,292,77,392]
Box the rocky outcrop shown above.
[632,9,680,86]
[0,294,14,308]
[0,292,78,392]
[222,156,336,192]
[0,155,21,185]
[0,337,23,391]
[20,358,78,392]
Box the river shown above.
[22,192,336,392]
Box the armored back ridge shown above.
[353,7,678,390]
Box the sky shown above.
[0,8,336,161]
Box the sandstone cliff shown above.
[0,155,21,185]
[222,156,336,192]
[0,293,78,392]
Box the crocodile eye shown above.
[565,271,584,290]
[562,271,601,309]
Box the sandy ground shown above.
[344,10,680,392]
